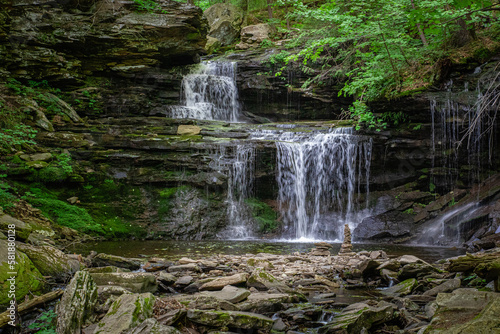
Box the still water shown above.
[69,240,464,263]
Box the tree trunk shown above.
[0,290,63,328]
[411,0,428,46]
[267,0,273,19]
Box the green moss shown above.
[0,242,45,308]
[245,198,279,233]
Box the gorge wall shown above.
[0,0,499,250]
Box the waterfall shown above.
[170,61,240,122]
[429,79,485,191]
[226,145,256,239]
[211,144,256,239]
[419,202,477,245]
[253,128,373,241]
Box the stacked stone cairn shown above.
[339,224,354,255]
[309,242,333,256]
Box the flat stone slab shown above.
[90,272,157,293]
[186,310,274,331]
[200,273,248,291]
[424,289,500,333]
[202,285,250,303]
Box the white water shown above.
[170,61,240,122]
[253,128,373,240]
[421,202,476,245]
[211,145,256,239]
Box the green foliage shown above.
[463,273,486,287]
[28,310,56,334]
[27,153,73,183]
[0,124,37,154]
[260,39,275,48]
[74,90,102,115]
[268,0,499,117]
[27,189,105,235]
[133,0,167,13]
[245,198,279,233]
[429,181,436,193]
[380,111,408,126]
[266,51,290,66]
[348,100,387,131]
[6,78,65,117]
[403,208,415,215]
[0,183,17,211]
[412,123,423,130]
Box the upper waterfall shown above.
[169,61,240,122]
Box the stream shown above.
[68,240,464,263]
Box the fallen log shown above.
[0,290,63,328]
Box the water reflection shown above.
[69,240,464,263]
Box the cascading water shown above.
[429,77,484,190]
[253,128,373,241]
[226,145,256,239]
[210,144,256,239]
[170,61,240,122]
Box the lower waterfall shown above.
[252,128,373,241]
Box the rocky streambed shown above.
[2,234,499,334]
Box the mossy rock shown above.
[380,278,417,297]
[0,214,32,241]
[0,240,45,308]
[16,243,81,282]
[56,271,98,334]
[186,310,274,331]
[89,272,157,294]
[246,268,291,292]
[95,293,156,334]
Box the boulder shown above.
[204,3,244,46]
[239,292,302,313]
[176,294,239,311]
[246,268,289,292]
[90,272,157,293]
[56,271,98,334]
[202,285,251,303]
[94,293,155,334]
[30,153,53,162]
[0,214,32,241]
[380,278,417,297]
[353,211,413,241]
[186,310,274,331]
[143,260,172,272]
[92,253,142,271]
[16,243,81,282]
[125,318,181,334]
[174,275,193,287]
[422,278,461,296]
[206,36,222,54]
[446,248,500,291]
[97,285,132,300]
[158,272,176,286]
[398,262,441,280]
[241,24,276,45]
[319,301,399,334]
[424,289,500,333]
[199,273,248,291]
[0,240,45,307]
